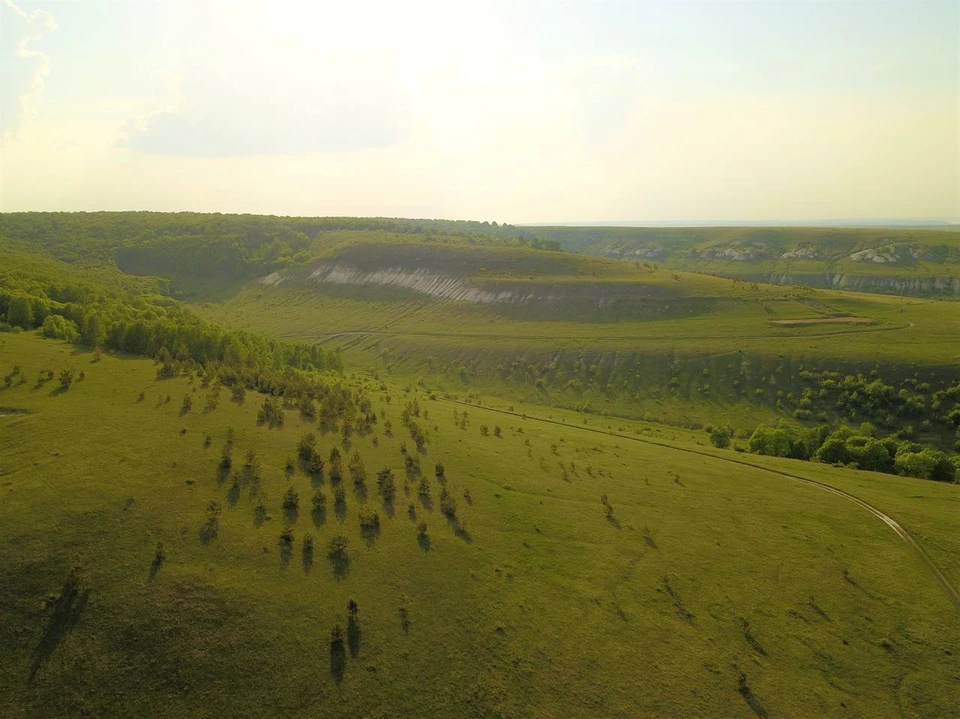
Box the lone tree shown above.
[347,599,359,618]
[435,461,445,479]
[59,369,73,389]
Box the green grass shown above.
[2,332,959,718]
[194,244,960,438]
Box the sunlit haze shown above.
[1,0,957,222]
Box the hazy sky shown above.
[1,0,957,222]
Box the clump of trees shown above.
[748,422,957,482]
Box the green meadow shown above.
[1,213,959,718]
[2,332,959,718]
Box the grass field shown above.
[195,242,960,444]
[2,331,959,718]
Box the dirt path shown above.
[436,395,960,612]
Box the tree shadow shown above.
[417,534,432,552]
[330,640,346,684]
[309,471,324,489]
[347,616,361,659]
[279,539,293,569]
[738,674,769,718]
[216,465,230,485]
[398,607,410,634]
[199,518,219,544]
[643,530,658,550]
[446,515,472,543]
[382,499,395,519]
[302,544,314,574]
[464,493,473,506]
[329,553,350,580]
[407,504,417,522]
[360,523,381,547]
[283,506,299,525]
[148,555,164,581]
[418,494,433,512]
[311,507,327,528]
[29,576,91,682]
[606,515,622,530]
[353,482,368,504]
[334,499,347,523]
[253,504,266,528]
[226,481,241,508]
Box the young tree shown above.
[439,487,457,516]
[328,534,349,557]
[283,487,300,511]
[297,432,317,461]
[377,468,396,502]
[312,489,327,510]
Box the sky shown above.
[1,0,957,223]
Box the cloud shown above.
[0,0,58,137]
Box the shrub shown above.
[435,461,445,479]
[312,489,327,509]
[417,521,428,537]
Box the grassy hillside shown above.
[526,226,960,297]
[197,240,960,454]
[2,332,958,718]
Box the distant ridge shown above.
[521,219,960,229]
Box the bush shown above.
[708,425,732,449]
